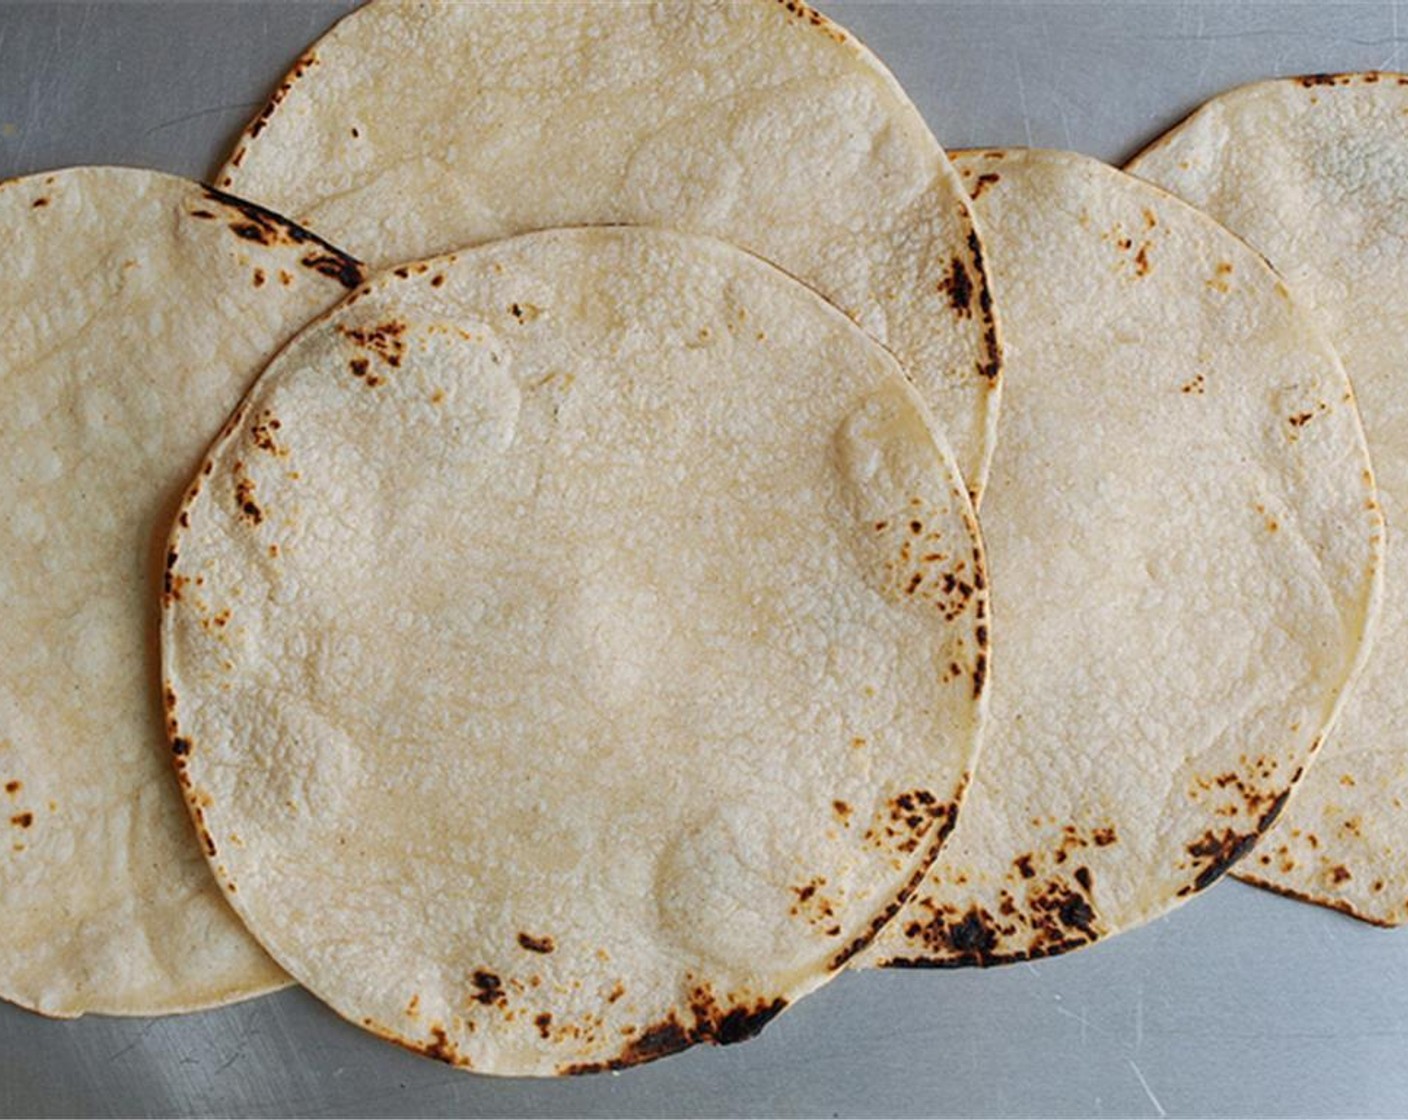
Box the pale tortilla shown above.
[1128,73,1408,925]
[163,226,987,1075]
[214,0,1003,499]
[0,167,365,1015]
[864,149,1382,967]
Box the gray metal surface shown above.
[1,3,1406,1117]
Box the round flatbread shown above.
[0,167,365,1016]
[214,0,1003,499]
[1128,73,1408,926]
[863,149,1382,967]
[162,226,989,1075]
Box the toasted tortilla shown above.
[163,226,988,1075]
[0,167,365,1015]
[1128,73,1408,925]
[214,0,1002,499]
[863,149,1382,967]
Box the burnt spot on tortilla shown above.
[1133,243,1152,277]
[888,869,1104,968]
[171,737,192,758]
[470,970,507,1008]
[832,799,852,823]
[535,1012,553,1040]
[3,781,20,797]
[940,256,974,317]
[10,812,32,829]
[253,268,266,288]
[339,320,407,369]
[31,197,48,208]
[405,994,420,1017]
[420,1024,466,1066]
[972,651,988,700]
[234,472,264,526]
[431,273,446,288]
[1014,854,1036,880]
[968,172,1001,200]
[350,127,361,139]
[776,0,847,43]
[250,411,288,457]
[1143,208,1158,230]
[301,251,364,288]
[1181,373,1206,395]
[1328,865,1353,885]
[516,932,555,954]
[1289,401,1330,429]
[863,788,942,855]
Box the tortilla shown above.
[162,225,987,1075]
[0,167,365,1016]
[1128,73,1408,926]
[214,0,1002,499]
[863,149,1382,968]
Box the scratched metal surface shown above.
[1,2,1407,1117]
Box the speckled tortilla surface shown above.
[864,149,1382,967]
[1129,73,1408,925]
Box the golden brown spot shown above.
[4,781,19,796]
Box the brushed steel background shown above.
[2,4,1406,1116]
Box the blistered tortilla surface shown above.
[163,227,988,1074]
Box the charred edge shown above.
[827,793,962,971]
[171,737,192,758]
[516,932,555,954]
[972,651,988,700]
[964,230,1001,382]
[1185,829,1260,894]
[1233,874,1396,928]
[561,995,789,1076]
[199,185,366,287]
[300,250,365,290]
[1256,788,1292,835]
[241,50,317,142]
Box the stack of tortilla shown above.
[2,0,1402,1080]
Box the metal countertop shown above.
[2,4,1406,1117]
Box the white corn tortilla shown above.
[162,226,990,1075]
[864,149,1382,967]
[1128,72,1408,925]
[215,0,1003,499]
[0,167,365,1015]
